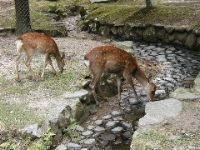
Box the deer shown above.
[84,45,156,105]
[15,32,65,81]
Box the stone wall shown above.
[81,20,200,50]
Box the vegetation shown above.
[132,129,200,149]
[0,129,55,150]
[0,100,41,129]
[86,4,199,29]
[64,119,81,142]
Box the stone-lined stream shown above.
[55,42,200,150]
[54,15,200,150]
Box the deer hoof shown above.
[15,78,21,82]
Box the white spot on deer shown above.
[84,60,90,67]
[15,40,23,53]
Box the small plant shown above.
[64,120,81,142]
[0,140,20,150]
[28,129,55,150]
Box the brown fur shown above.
[16,32,65,80]
[85,45,156,105]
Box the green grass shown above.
[0,100,42,129]
[38,71,78,95]
[86,4,199,29]
[0,70,78,96]
[0,0,69,34]
[132,129,200,149]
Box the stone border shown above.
[0,28,68,37]
[81,20,200,50]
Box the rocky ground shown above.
[1,15,200,148]
[0,0,200,148]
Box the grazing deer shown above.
[15,32,65,81]
[84,45,156,105]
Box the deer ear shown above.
[61,52,65,59]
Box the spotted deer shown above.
[84,45,156,105]
[15,32,65,80]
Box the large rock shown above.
[170,88,200,101]
[138,98,182,127]
[64,89,88,99]
[19,124,43,138]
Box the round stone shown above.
[111,111,122,117]
[102,115,112,120]
[122,131,132,139]
[87,125,95,130]
[55,144,67,150]
[105,121,118,129]
[121,122,132,130]
[82,130,93,137]
[93,126,105,133]
[113,117,123,121]
[67,143,81,149]
[111,126,123,134]
[94,120,103,126]
[83,138,96,145]
[76,126,84,132]
[129,98,139,105]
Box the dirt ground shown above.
[0,36,104,129]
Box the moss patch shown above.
[86,4,199,29]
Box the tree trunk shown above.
[146,0,153,8]
[15,0,31,35]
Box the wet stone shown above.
[67,143,81,149]
[111,126,123,134]
[111,111,122,117]
[145,45,156,49]
[105,121,118,129]
[94,120,103,126]
[129,98,140,105]
[83,138,96,146]
[76,126,84,132]
[93,126,105,133]
[55,144,67,150]
[99,133,116,142]
[121,122,132,130]
[122,131,132,139]
[155,47,165,51]
[155,90,167,100]
[87,125,95,130]
[82,130,93,137]
[157,55,167,62]
[113,116,123,121]
[102,115,112,120]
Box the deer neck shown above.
[134,68,150,89]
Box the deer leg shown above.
[123,72,140,101]
[90,75,101,106]
[116,76,122,102]
[47,56,56,75]
[41,54,49,78]
[16,53,22,81]
[90,67,104,106]
[25,55,33,77]
[97,78,108,101]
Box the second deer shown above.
[15,32,65,81]
[84,45,156,105]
